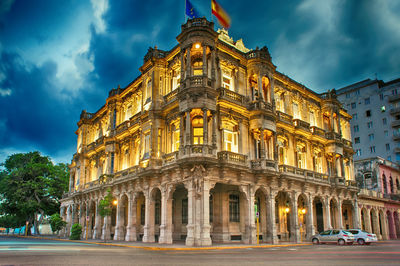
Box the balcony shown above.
[218,151,247,165]
[114,166,140,179]
[391,120,400,128]
[388,94,400,103]
[217,87,246,105]
[248,101,273,112]
[164,89,178,105]
[251,159,276,170]
[115,120,129,135]
[276,111,293,125]
[325,131,342,141]
[342,139,352,148]
[163,151,179,164]
[293,119,310,132]
[278,164,329,181]
[311,126,325,138]
[182,76,212,88]
[390,107,400,115]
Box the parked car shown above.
[348,229,377,245]
[312,229,354,245]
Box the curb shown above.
[11,235,312,251]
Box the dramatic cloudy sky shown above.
[0,0,399,164]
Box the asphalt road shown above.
[1,236,400,265]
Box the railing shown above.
[218,87,246,104]
[293,119,310,132]
[218,151,247,164]
[164,89,178,104]
[279,164,329,180]
[86,142,95,151]
[325,131,342,141]
[250,159,276,169]
[190,76,203,86]
[276,111,293,125]
[248,101,273,112]
[114,166,140,179]
[391,120,400,128]
[116,120,129,135]
[311,126,325,138]
[390,107,400,115]
[191,145,203,154]
[182,18,213,30]
[163,151,178,164]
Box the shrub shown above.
[49,214,67,234]
[69,223,82,240]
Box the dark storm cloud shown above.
[0,51,78,154]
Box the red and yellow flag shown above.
[211,0,231,28]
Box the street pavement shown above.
[1,236,400,265]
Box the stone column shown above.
[185,110,191,150]
[211,111,217,148]
[93,200,102,239]
[352,199,360,229]
[142,189,155,243]
[125,193,137,241]
[200,181,212,245]
[211,48,216,81]
[323,197,332,230]
[186,46,191,78]
[258,74,263,101]
[179,114,185,155]
[203,108,208,145]
[290,192,300,243]
[337,198,343,229]
[202,45,207,76]
[242,185,256,244]
[180,49,185,81]
[101,216,111,241]
[238,120,243,154]
[159,186,173,244]
[365,209,372,233]
[186,184,195,246]
[113,195,124,241]
[306,194,315,240]
[259,129,265,159]
[267,190,278,244]
[372,210,381,239]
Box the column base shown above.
[113,226,125,241]
[125,226,137,241]
[159,225,173,244]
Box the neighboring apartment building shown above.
[336,78,400,164]
[60,18,359,246]
[354,157,400,240]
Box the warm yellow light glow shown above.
[194,43,200,49]
[112,200,118,206]
[285,207,290,213]
[301,208,306,214]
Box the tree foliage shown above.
[49,213,67,234]
[69,223,82,240]
[98,189,113,218]
[0,151,69,234]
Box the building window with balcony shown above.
[368,134,374,141]
[351,102,356,109]
[192,60,203,76]
[278,137,288,165]
[365,97,370,105]
[229,194,240,222]
[309,111,315,127]
[222,71,233,90]
[296,142,307,169]
[386,143,390,151]
[370,146,376,153]
[312,148,323,173]
[354,125,359,132]
[366,110,371,117]
[354,137,360,144]
[192,115,203,145]
[293,102,300,120]
[382,174,388,194]
[143,132,150,159]
[172,125,180,152]
[352,113,357,120]
[275,92,285,112]
[223,129,238,153]
[383,118,387,125]
[367,122,373,128]
[172,70,180,91]
[355,149,362,157]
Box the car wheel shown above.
[312,238,319,245]
[357,238,365,245]
[366,242,371,245]
[338,239,345,246]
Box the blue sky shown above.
[0,0,399,164]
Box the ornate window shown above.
[192,115,203,145]
[292,102,300,120]
[192,60,203,76]
[296,142,306,169]
[229,194,240,222]
[277,137,288,165]
[312,147,323,173]
[171,123,180,152]
[223,129,238,153]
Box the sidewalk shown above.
[12,235,312,251]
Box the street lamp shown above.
[112,199,118,206]
[284,207,290,213]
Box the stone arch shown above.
[113,193,129,241]
[135,191,146,241]
[379,209,387,239]
[262,76,271,103]
[275,191,292,241]
[171,183,188,242]
[341,199,354,230]
[297,193,308,241]
[370,208,379,237]
[255,187,268,242]
[387,210,396,239]
[329,198,339,229]
[393,211,400,239]
[313,196,324,233]
[361,207,368,231]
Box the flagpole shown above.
[184,0,187,23]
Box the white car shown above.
[348,229,377,245]
[311,229,355,245]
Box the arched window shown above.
[277,136,288,165]
[296,142,307,169]
[383,174,388,194]
[192,59,203,76]
[192,115,203,145]
[396,178,400,191]
[262,76,270,103]
[389,176,394,194]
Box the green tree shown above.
[49,213,67,235]
[98,189,114,242]
[0,151,69,234]
[69,223,82,240]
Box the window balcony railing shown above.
[164,89,178,104]
[276,111,293,125]
[391,120,400,128]
[115,120,129,135]
[218,151,247,164]
[342,139,352,148]
[325,131,342,141]
[293,119,310,132]
[114,165,140,179]
[250,159,276,169]
[311,126,325,138]
[163,151,179,164]
[248,101,273,112]
[217,87,246,104]
[279,164,329,181]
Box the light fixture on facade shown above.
[284,207,290,213]
[301,208,306,214]
[112,199,118,206]
[194,43,201,49]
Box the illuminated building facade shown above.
[61,18,359,246]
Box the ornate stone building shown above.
[60,18,359,246]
